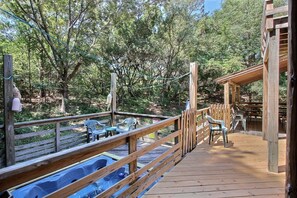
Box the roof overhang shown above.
[215,58,288,86]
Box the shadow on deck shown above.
[144,133,286,198]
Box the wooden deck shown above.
[144,133,286,198]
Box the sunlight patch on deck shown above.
[144,133,286,198]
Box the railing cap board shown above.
[266,5,288,16]
[14,112,112,129]
[115,111,171,119]
[196,107,210,113]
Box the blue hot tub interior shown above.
[12,155,128,198]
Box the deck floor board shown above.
[144,133,286,198]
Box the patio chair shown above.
[205,115,228,147]
[231,106,247,131]
[116,118,137,134]
[84,120,107,142]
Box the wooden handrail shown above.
[0,108,211,197]
[0,115,180,192]
[46,130,181,197]
[13,111,112,129]
[196,107,210,113]
[0,111,168,130]
[115,111,171,119]
[266,5,288,16]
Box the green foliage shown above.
[0,0,288,123]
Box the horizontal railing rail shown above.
[261,1,288,57]
[115,111,171,120]
[196,107,210,145]
[0,115,181,197]
[14,112,112,129]
[0,112,112,130]
[0,112,112,166]
[0,107,219,196]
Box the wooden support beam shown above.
[111,73,116,126]
[231,85,236,105]
[3,55,15,166]
[267,29,280,173]
[263,60,268,141]
[174,119,180,145]
[189,62,198,110]
[266,0,274,31]
[266,5,288,16]
[236,86,241,103]
[286,0,297,196]
[227,80,239,87]
[264,32,270,62]
[128,135,137,174]
[55,123,60,152]
[224,82,230,105]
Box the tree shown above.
[192,0,264,103]
[5,0,100,112]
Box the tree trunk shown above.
[40,52,46,98]
[27,38,32,103]
[59,81,69,113]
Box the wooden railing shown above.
[181,107,212,155]
[209,104,231,129]
[238,102,287,120]
[12,112,112,165]
[115,111,171,120]
[0,107,220,196]
[181,109,197,155]
[0,115,182,197]
[0,111,173,168]
[261,0,288,57]
[196,107,211,145]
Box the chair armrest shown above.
[212,118,225,125]
[116,122,125,127]
[96,121,106,127]
[211,120,226,129]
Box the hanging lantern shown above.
[12,98,22,112]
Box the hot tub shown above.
[12,155,128,198]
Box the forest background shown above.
[0,0,288,124]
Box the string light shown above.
[2,75,13,80]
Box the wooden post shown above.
[55,123,61,152]
[265,0,274,31]
[128,135,137,174]
[267,29,280,173]
[231,85,236,105]
[236,86,241,103]
[174,118,180,145]
[224,82,230,106]
[111,73,117,126]
[3,55,15,166]
[286,0,297,196]
[263,60,268,140]
[189,62,198,110]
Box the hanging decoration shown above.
[12,83,22,112]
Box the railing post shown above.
[231,85,236,105]
[55,122,61,152]
[265,0,274,31]
[267,28,280,173]
[3,55,15,166]
[174,118,180,145]
[224,82,230,106]
[128,135,137,174]
[189,62,198,111]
